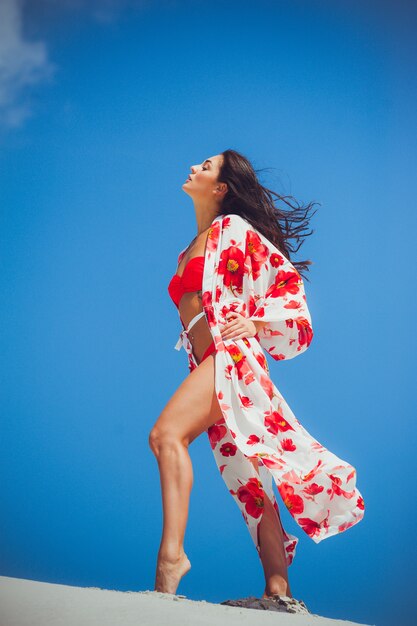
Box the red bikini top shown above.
[168,255,205,309]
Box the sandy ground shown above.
[0,575,374,626]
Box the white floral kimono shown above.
[172,213,365,566]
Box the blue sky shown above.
[0,1,416,625]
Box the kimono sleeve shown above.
[218,213,314,361]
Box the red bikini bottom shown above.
[200,341,216,363]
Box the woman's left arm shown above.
[216,214,313,360]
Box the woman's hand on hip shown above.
[219,312,258,340]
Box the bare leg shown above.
[149,354,223,594]
[259,493,293,598]
[151,438,193,593]
[249,458,293,598]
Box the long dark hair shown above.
[217,149,320,282]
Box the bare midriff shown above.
[176,226,215,365]
[178,291,214,365]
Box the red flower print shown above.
[357,495,365,510]
[218,245,246,293]
[264,409,295,435]
[246,230,269,264]
[237,477,265,519]
[243,370,256,385]
[285,542,297,565]
[202,290,212,307]
[326,474,356,500]
[338,518,362,533]
[328,474,342,491]
[225,343,244,365]
[220,442,238,457]
[219,301,241,319]
[282,438,296,452]
[267,349,286,360]
[222,215,232,230]
[225,344,252,381]
[265,270,301,298]
[207,221,220,250]
[296,317,313,348]
[215,285,223,303]
[277,482,304,515]
[207,423,228,449]
[259,373,273,398]
[311,441,326,453]
[248,294,259,317]
[270,252,285,268]
[247,434,260,446]
[256,352,269,373]
[281,469,303,484]
[303,483,324,496]
[245,230,269,280]
[347,468,356,482]
[251,304,266,318]
[284,299,303,310]
[301,459,324,482]
[219,464,227,475]
[240,395,253,408]
[298,517,323,539]
[224,364,233,379]
[202,292,216,327]
[261,455,286,470]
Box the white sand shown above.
[0,575,373,626]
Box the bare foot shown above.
[154,550,191,594]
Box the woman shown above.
[149,149,365,603]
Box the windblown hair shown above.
[217,149,320,282]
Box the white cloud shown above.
[0,0,163,131]
[0,0,56,129]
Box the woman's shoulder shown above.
[220,213,290,262]
[218,212,250,230]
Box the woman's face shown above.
[182,154,224,200]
